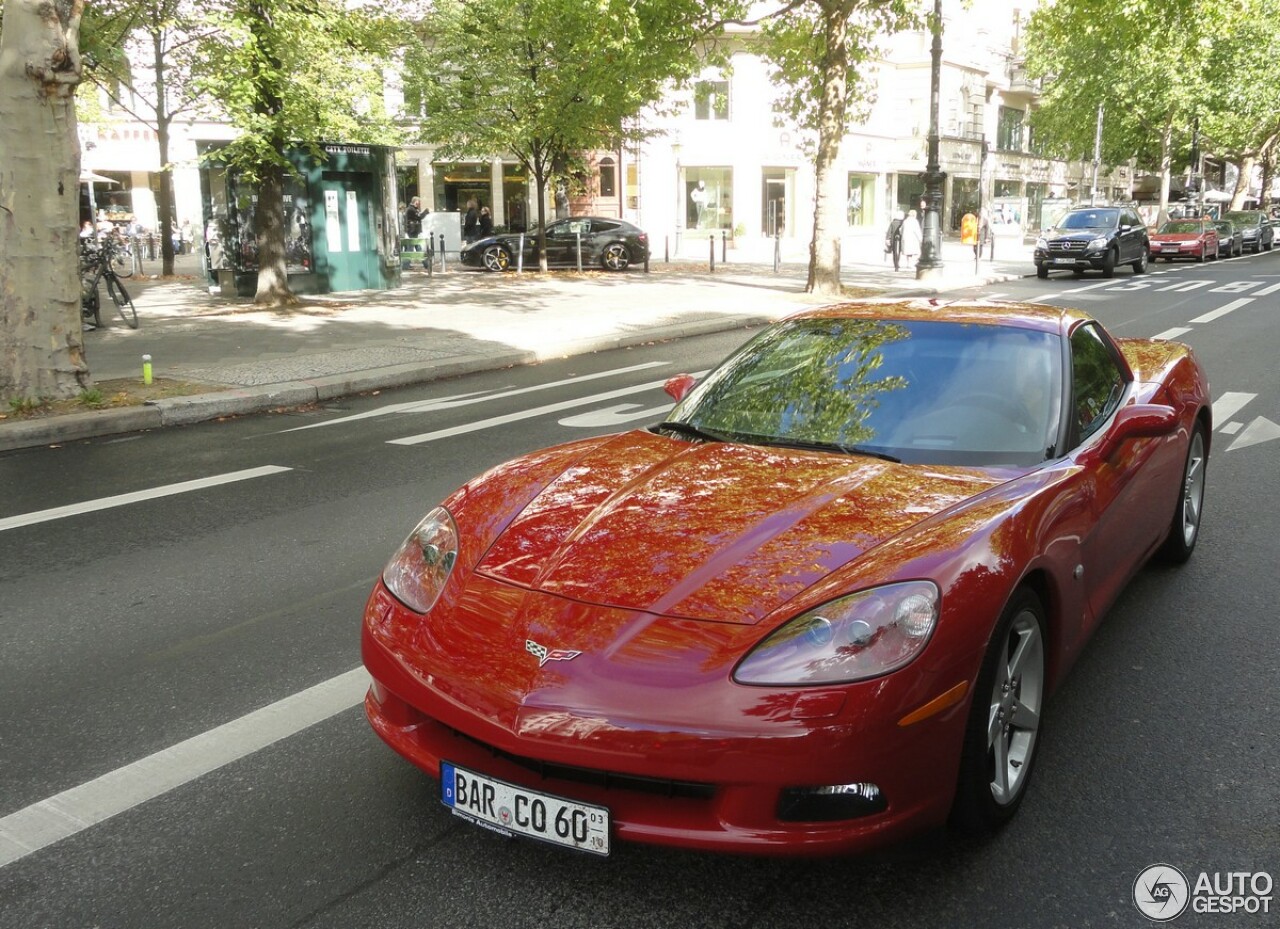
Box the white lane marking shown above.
[1190,298,1253,324]
[1153,327,1193,341]
[1213,392,1256,424]
[1156,280,1214,292]
[280,361,672,433]
[1228,417,1280,452]
[1254,282,1280,296]
[559,403,674,428]
[1220,422,1242,436]
[388,371,709,445]
[0,668,369,869]
[0,466,292,533]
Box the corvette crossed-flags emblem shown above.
[525,639,581,667]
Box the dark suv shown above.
[1034,205,1150,278]
[1221,210,1275,253]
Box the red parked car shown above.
[362,300,1211,857]
[1151,217,1219,261]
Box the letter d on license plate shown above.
[441,762,610,856]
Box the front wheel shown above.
[1158,422,1207,564]
[951,588,1047,834]
[601,243,631,271]
[1036,264,1049,279]
[481,245,511,272]
[106,275,139,329]
[1100,248,1116,278]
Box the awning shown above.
[1202,189,1233,202]
[79,171,119,185]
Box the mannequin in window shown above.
[690,180,708,228]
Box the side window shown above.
[1070,324,1127,443]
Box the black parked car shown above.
[1034,205,1150,279]
[459,216,650,272]
[1221,210,1274,253]
[1214,220,1244,258]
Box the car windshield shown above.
[1224,212,1259,225]
[1215,223,1233,233]
[1057,209,1118,230]
[1159,221,1202,234]
[665,317,1063,467]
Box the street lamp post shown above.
[916,0,945,280]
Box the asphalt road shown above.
[1,250,1278,929]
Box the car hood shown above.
[1049,228,1111,237]
[473,431,1005,625]
[1152,233,1202,241]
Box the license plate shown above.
[441,761,611,856]
[1162,245,1181,251]
[1052,257,1076,265]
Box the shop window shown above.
[685,167,732,230]
[694,80,729,121]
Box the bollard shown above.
[708,234,715,273]
[575,231,583,272]
[773,232,781,273]
[517,233,525,273]
[142,354,153,386]
[439,234,447,272]
[425,243,434,277]
[721,230,727,263]
[664,235,669,264]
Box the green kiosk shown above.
[197,141,401,295]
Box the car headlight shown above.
[734,581,939,685]
[1086,237,1108,250]
[382,506,458,613]
[1035,237,1048,249]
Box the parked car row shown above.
[1035,205,1275,278]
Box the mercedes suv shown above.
[1034,205,1150,278]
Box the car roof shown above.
[787,299,1082,336]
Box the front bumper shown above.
[360,580,971,856]
[1034,246,1110,270]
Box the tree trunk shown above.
[0,0,90,403]
[806,3,851,296]
[1157,120,1172,219]
[253,161,296,305]
[152,28,175,277]
[1230,154,1256,211]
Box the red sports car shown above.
[1150,217,1219,261]
[362,300,1211,857]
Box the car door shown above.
[1120,209,1145,263]
[1068,323,1174,624]
[544,218,590,267]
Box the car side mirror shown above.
[1084,403,1178,463]
[664,374,697,402]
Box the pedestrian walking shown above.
[901,209,923,267]
[884,211,905,271]
[462,199,479,242]
[478,205,493,238]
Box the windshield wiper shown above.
[654,420,730,443]
[754,435,902,463]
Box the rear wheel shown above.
[1131,248,1148,274]
[1158,422,1207,564]
[481,245,511,272]
[601,243,631,271]
[81,276,101,329]
[951,588,1047,834]
[106,275,139,329]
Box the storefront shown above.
[198,141,400,295]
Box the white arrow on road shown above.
[559,403,675,428]
[1227,417,1280,452]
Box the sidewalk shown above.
[0,235,1036,452]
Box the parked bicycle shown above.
[80,237,138,329]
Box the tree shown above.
[0,0,88,403]
[76,0,217,277]
[192,0,401,306]
[404,0,742,272]
[1023,0,1219,217]
[754,0,914,295]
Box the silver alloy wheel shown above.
[602,243,630,271]
[987,611,1044,807]
[482,245,510,272]
[1179,428,1207,547]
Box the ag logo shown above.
[1134,864,1190,921]
[525,638,581,667]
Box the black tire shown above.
[81,277,101,329]
[1157,422,1207,564]
[113,250,135,278]
[951,587,1047,835]
[1100,248,1116,278]
[106,275,139,329]
[481,245,511,272]
[1132,248,1148,274]
[601,242,631,271]
[1036,265,1049,279]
